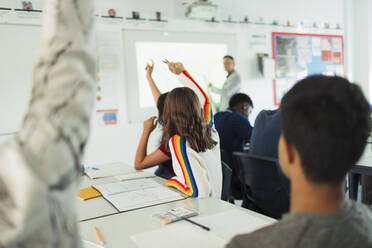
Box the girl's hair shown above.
[161,87,217,152]
[157,92,168,125]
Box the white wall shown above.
[83,0,346,167]
[0,0,348,168]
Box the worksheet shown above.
[93,179,185,212]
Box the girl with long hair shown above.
[163,62,222,198]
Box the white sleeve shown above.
[0,0,96,246]
[178,71,214,127]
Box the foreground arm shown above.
[0,0,96,246]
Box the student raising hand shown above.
[145,61,154,79]
[167,61,185,75]
[143,116,158,133]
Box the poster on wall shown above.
[272,32,344,105]
[95,30,122,126]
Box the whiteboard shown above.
[123,30,237,123]
[0,24,41,134]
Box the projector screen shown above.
[136,42,227,108]
[123,30,237,123]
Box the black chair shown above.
[232,152,289,219]
[221,161,232,201]
[221,149,243,200]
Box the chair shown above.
[221,161,232,201]
[232,152,289,219]
[221,149,243,200]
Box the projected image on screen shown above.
[136,42,227,108]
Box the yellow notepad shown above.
[78,187,101,200]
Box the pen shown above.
[168,212,210,231]
[182,217,210,231]
[94,226,105,246]
[162,59,169,64]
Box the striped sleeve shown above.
[165,135,199,197]
[179,70,213,127]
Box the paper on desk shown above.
[93,178,160,195]
[115,171,155,181]
[93,179,185,212]
[193,209,276,241]
[82,240,103,248]
[131,222,226,248]
[85,162,135,179]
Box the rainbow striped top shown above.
[165,70,222,198]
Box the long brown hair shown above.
[161,87,217,152]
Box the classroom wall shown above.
[0,0,349,169]
[83,0,346,167]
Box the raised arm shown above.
[146,62,162,104]
[168,62,213,127]
[0,0,95,246]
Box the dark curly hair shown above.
[161,87,217,152]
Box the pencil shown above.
[94,226,105,246]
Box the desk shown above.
[79,197,275,248]
[349,144,372,200]
[78,175,176,222]
[77,170,275,247]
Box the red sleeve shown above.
[159,144,171,158]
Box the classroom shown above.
[0,0,371,247]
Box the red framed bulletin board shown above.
[272,32,345,106]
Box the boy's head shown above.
[229,93,253,118]
[279,75,371,185]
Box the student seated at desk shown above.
[214,93,253,155]
[214,93,253,200]
[227,76,372,248]
[249,110,290,214]
[0,0,96,247]
[163,62,222,198]
[134,63,174,179]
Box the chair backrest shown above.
[221,161,232,201]
[232,152,289,218]
[233,152,282,192]
[220,149,233,168]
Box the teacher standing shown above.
[208,55,241,112]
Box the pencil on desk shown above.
[94,226,105,246]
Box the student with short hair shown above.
[134,63,174,179]
[214,93,253,156]
[227,75,372,248]
[214,93,253,200]
[163,62,222,198]
[249,110,290,214]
